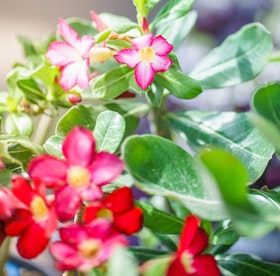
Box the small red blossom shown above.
[28,126,124,221]
[4,176,57,259]
[50,219,128,272]
[167,215,220,276]
[83,187,143,235]
[114,33,173,90]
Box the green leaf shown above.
[93,110,126,153]
[123,135,226,220]
[217,254,280,276]
[43,135,63,158]
[67,17,98,37]
[167,111,275,184]
[17,36,37,57]
[129,247,169,263]
[146,83,163,107]
[137,201,184,234]
[155,69,202,99]
[199,149,280,237]
[151,0,194,29]
[107,246,138,276]
[86,66,134,100]
[17,78,45,103]
[251,82,280,154]
[211,220,240,246]
[4,113,33,137]
[0,169,12,187]
[190,23,273,89]
[156,10,197,50]
[55,105,104,137]
[0,92,9,113]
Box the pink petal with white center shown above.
[132,33,153,50]
[114,49,139,68]
[89,152,124,187]
[151,55,172,73]
[151,35,173,55]
[28,155,67,187]
[58,18,80,48]
[80,35,95,57]
[62,127,96,167]
[55,186,81,222]
[134,62,154,89]
[46,42,80,67]
[60,60,89,90]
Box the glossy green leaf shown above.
[86,66,134,100]
[107,246,138,276]
[93,110,125,153]
[4,113,33,137]
[146,83,163,107]
[43,135,63,158]
[17,36,37,57]
[190,23,273,89]
[123,135,226,220]
[251,82,280,154]
[167,111,275,184]
[141,256,171,276]
[67,17,98,37]
[217,254,280,276]
[137,201,184,234]
[151,0,194,29]
[155,69,202,99]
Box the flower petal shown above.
[113,207,143,235]
[134,62,154,89]
[89,152,124,186]
[103,187,134,213]
[151,55,172,73]
[60,60,89,90]
[28,155,67,187]
[17,223,49,259]
[58,18,80,48]
[114,49,139,68]
[178,215,201,254]
[166,255,188,276]
[62,126,96,167]
[187,228,209,256]
[80,185,103,202]
[80,35,95,57]
[132,33,153,50]
[193,255,221,276]
[46,41,80,67]
[59,224,88,244]
[55,186,81,222]
[151,35,173,55]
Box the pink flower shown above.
[167,215,220,276]
[4,176,57,259]
[28,126,124,221]
[50,219,128,272]
[46,18,95,90]
[114,33,173,89]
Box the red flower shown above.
[28,126,124,221]
[83,187,143,235]
[4,176,57,259]
[167,215,220,276]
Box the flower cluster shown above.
[0,127,143,272]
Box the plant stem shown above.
[32,112,53,145]
[0,237,11,275]
[149,100,172,140]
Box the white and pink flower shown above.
[114,33,173,90]
[46,18,95,90]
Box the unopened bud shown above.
[68,94,82,104]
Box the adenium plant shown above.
[0,0,280,275]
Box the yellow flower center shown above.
[79,239,101,259]
[90,47,116,63]
[97,208,113,220]
[30,196,48,221]
[67,166,91,188]
[181,251,195,274]
[139,47,155,62]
